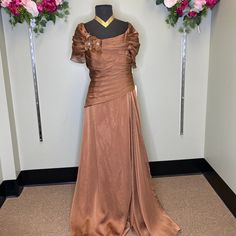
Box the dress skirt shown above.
[69,88,181,236]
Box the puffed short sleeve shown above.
[127,24,140,69]
[70,23,86,63]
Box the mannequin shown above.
[84,4,129,39]
[84,4,138,95]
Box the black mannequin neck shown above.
[83,4,128,39]
[95,4,113,21]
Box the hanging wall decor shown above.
[155,0,219,135]
[0,0,70,141]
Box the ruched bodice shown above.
[70,22,140,107]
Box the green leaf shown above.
[195,15,201,25]
[40,20,47,27]
[58,13,64,18]
[51,14,56,24]
[62,1,69,8]
[36,14,42,21]
[64,10,70,15]
[25,15,31,24]
[189,20,195,28]
[45,14,51,21]
[179,27,184,33]
[156,0,164,5]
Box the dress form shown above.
[84,4,129,39]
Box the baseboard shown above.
[0,158,235,218]
[149,158,210,177]
[203,169,236,218]
[17,167,77,186]
[0,182,6,207]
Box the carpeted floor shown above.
[0,174,235,235]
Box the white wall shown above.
[1,0,211,172]
[0,51,17,181]
[0,160,3,184]
[0,48,3,184]
[205,1,236,194]
[0,52,6,184]
[0,12,19,182]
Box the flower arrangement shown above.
[0,0,69,34]
[155,0,219,33]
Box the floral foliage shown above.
[155,0,219,33]
[0,0,69,34]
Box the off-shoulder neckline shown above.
[81,22,131,41]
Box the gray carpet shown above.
[0,174,235,235]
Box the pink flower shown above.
[1,0,12,7]
[37,0,57,13]
[7,0,21,16]
[206,0,218,8]
[55,0,62,6]
[164,0,178,8]
[37,3,44,12]
[188,10,197,17]
[176,7,184,16]
[181,0,189,9]
[194,0,206,10]
[21,0,39,17]
[176,0,189,16]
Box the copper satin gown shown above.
[69,21,181,236]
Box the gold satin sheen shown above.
[70,21,181,235]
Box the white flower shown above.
[194,0,206,10]
[1,0,12,7]
[164,0,178,8]
[21,0,39,17]
[55,0,63,6]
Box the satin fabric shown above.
[71,22,137,108]
[70,21,181,235]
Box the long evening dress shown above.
[69,21,181,236]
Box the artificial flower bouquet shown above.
[155,0,219,33]
[0,0,69,34]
